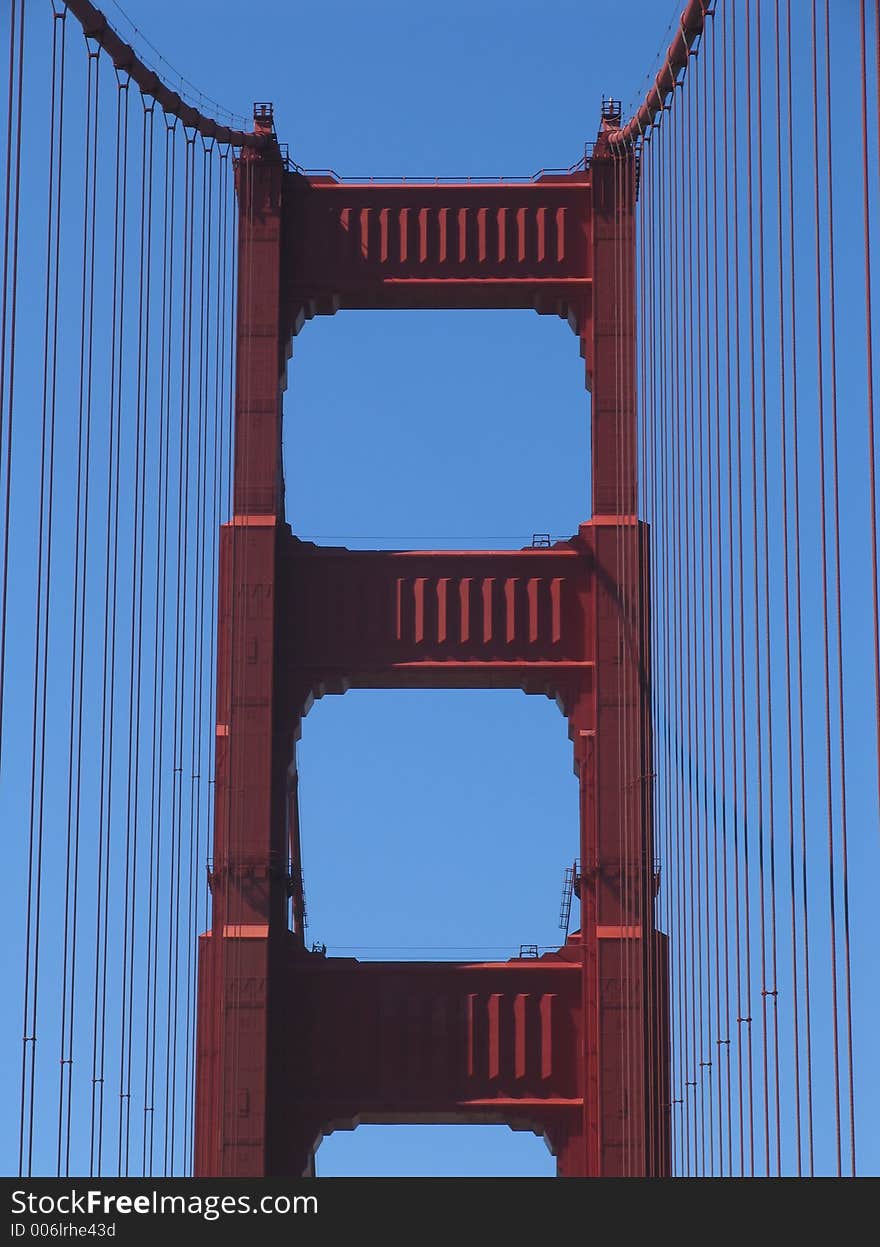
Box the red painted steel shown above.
[603,1,712,147]
[195,111,668,1178]
[63,0,266,148]
[285,174,591,332]
[194,115,294,1178]
[270,946,585,1172]
[280,542,594,701]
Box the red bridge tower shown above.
[194,103,669,1178]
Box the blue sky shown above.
[2,0,877,1179]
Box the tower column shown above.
[195,107,292,1178]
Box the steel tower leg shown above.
[195,111,293,1177]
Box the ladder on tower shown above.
[558,859,580,937]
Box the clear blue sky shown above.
[3,0,877,1179]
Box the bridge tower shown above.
[194,103,669,1178]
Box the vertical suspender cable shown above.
[670,84,682,1171]
[183,137,214,1169]
[782,0,816,1176]
[700,14,721,1174]
[810,0,844,1175]
[61,28,101,1181]
[666,94,684,1173]
[695,31,716,1177]
[773,0,802,1178]
[22,0,64,1177]
[681,57,700,1174]
[709,8,734,1173]
[6,0,26,1174]
[820,0,857,1177]
[117,89,155,1178]
[758,2,784,1175]
[744,0,774,1176]
[722,4,747,1176]
[0,0,24,772]
[637,122,654,1175]
[143,114,177,1176]
[41,4,73,1179]
[165,129,197,1176]
[859,0,880,865]
[91,65,131,1179]
[37,0,67,1176]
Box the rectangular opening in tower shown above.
[295,688,579,959]
[282,310,591,550]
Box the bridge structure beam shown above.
[195,110,668,1178]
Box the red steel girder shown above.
[196,929,668,1177]
[278,538,595,709]
[284,172,591,327]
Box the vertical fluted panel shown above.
[389,572,567,656]
[463,991,561,1090]
[325,197,580,275]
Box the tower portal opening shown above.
[283,309,590,551]
[314,1122,556,1177]
[294,688,580,958]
